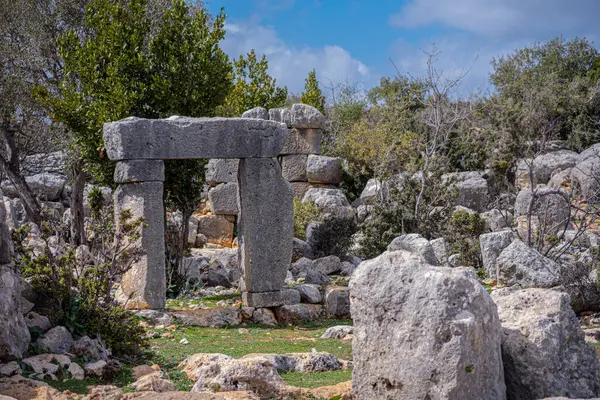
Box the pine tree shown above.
[300,69,326,114]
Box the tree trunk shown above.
[0,120,42,225]
[70,160,87,246]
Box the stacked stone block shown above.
[205,104,341,223]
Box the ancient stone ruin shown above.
[103,104,326,309]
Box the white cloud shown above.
[390,0,600,39]
[221,22,371,94]
[388,0,600,95]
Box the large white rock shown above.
[1,173,66,201]
[515,150,579,188]
[480,230,514,279]
[443,171,489,212]
[514,187,570,234]
[350,250,506,399]
[571,156,600,202]
[492,288,600,399]
[496,239,561,288]
[302,188,354,220]
[387,234,439,265]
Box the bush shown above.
[308,216,358,258]
[13,187,149,359]
[293,198,323,240]
[447,210,487,269]
[356,172,457,259]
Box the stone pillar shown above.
[113,160,166,310]
[238,158,294,307]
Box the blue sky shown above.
[205,0,600,96]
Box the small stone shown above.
[294,284,322,304]
[0,361,21,377]
[36,326,73,354]
[84,360,107,377]
[68,362,85,380]
[179,338,189,345]
[252,308,278,325]
[24,312,52,333]
[321,325,353,340]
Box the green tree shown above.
[300,69,325,114]
[36,0,232,248]
[217,49,287,116]
[490,36,600,154]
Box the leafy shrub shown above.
[447,210,487,269]
[308,216,358,258]
[357,172,457,259]
[293,198,323,240]
[13,187,149,359]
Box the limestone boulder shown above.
[350,250,506,400]
[302,188,354,220]
[429,237,449,265]
[492,288,600,399]
[291,238,313,262]
[294,284,322,304]
[321,325,353,340]
[324,286,350,318]
[2,173,66,201]
[205,159,239,185]
[0,266,30,361]
[306,155,342,184]
[515,150,579,188]
[356,178,389,206]
[571,156,600,202]
[36,326,73,354]
[69,336,110,362]
[314,255,342,275]
[387,233,438,265]
[514,187,570,234]
[197,215,234,246]
[208,183,239,216]
[481,209,511,232]
[443,171,489,212]
[274,304,324,323]
[480,230,514,279]
[289,257,332,285]
[496,239,561,288]
[24,312,52,333]
[241,107,268,120]
[251,308,278,325]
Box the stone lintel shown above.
[103,116,288,161]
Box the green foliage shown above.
[300,69,326,114]
[293,198,323,240]
[448,210,487,268]
[490,36,600,153]
[309,216,358,258]
[217,49,287,117]
[13,195,149,358]
[357,171,456,259]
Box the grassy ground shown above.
[46,318,353,394]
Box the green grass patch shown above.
[166,293,242,310]
[45,378,103,394]
[150,319,353,362]
[282,369,352,389]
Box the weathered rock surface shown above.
[321,325,353,340]
[306,155,342,184]
[269,108,292,126]
[429,237,449,265]
[205,159,239,185]
[387,234,438,265]
[0,266,30,361]
[481,209,511,232]
[480,230,514,279]
[208,183,239,216]
[314,255,342,275]
[291,238,313,262]
[294,284,322,304]
[350,250,506,400]
[280,128,322,155]
[357,178,389,206]
[496,239,561,288]
[302,188,354,220]
[241,107,268,120]
[280,154,307,182]
[443,171,489,212]
[514,187,570,233]
[516,150,580,188]
[290,104,325,129]
[36,326,73,355]
[572,156,600,202]
[275,304,325,323]
[324,286,350,318]
[173,308,242,327]
[492,287,600,399]
[114,160,165,183]
[104,116,289,160]
[238,158,293,298]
